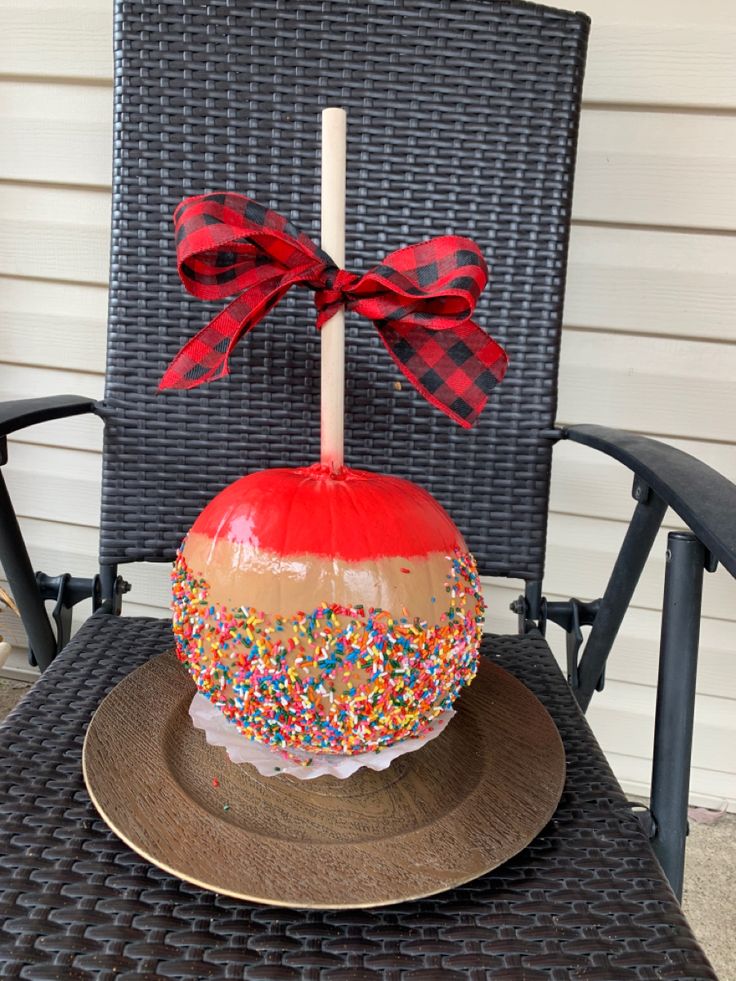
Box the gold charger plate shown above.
[83,651,565,909]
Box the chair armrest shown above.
[561,424,736,578]
[0,395,99,438]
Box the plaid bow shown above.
[160,192,508,428]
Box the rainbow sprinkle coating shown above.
[172,546,485,755]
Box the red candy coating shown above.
[190,463,464,561]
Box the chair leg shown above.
[650,531,705,901]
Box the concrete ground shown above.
[0,678,29,721]
[683,814,736,979]
[0,678,734,977]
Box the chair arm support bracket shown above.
[510,592,604,688]
[30,573,102,668]
[544,597,602,691]
[25,572,130,667]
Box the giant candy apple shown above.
[172,464,485,755]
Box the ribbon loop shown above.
[161,193,508,428]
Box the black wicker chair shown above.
[0,1,732,976]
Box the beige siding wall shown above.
[1,0,734,808]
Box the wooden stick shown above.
[320,107,346,471]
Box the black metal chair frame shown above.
[1,1,733,975]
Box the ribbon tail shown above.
[159,282,288,390]
[376,319,508,429]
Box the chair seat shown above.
[0,615,714,979]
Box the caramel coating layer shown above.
[183,532,457,623]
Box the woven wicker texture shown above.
[0,616,714,979]
[100,0,589,581]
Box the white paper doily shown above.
[189,691,454,780]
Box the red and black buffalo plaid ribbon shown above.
[160,192,508,428]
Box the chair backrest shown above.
[100,0,589,582]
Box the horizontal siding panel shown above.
[4,0,736,110]
[4,549,734,804]
[3,223,733,383]
[0,80,112,186]
[1,505,734,624]
[4,562,734,702]
[4,573,734,701]
[586,680,735,777]
[542,602,736,703]
[574,108,736,231]
[565,225,736,341]
[3,105,735,235]
[0,184,110,283]
[0,0,113,80]
[545,513,736,624]
[8,298,731,458]
[3,516,99,576]
[605,607,736,701]
[606,751,736,813]
[485,581,736,703]
[3,508,735,633]
[4,563,735,802]
[10,428,736,546]
[561,0,736,109]
[5,578,735,701]
[583,25,736,110]
[4,443,101,526]
[11,427,736,604]
[4,518,174,604]
[557,330,736,443]
[0,648,38,682]
[0,277,108,371]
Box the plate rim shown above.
[83,651,565,909]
